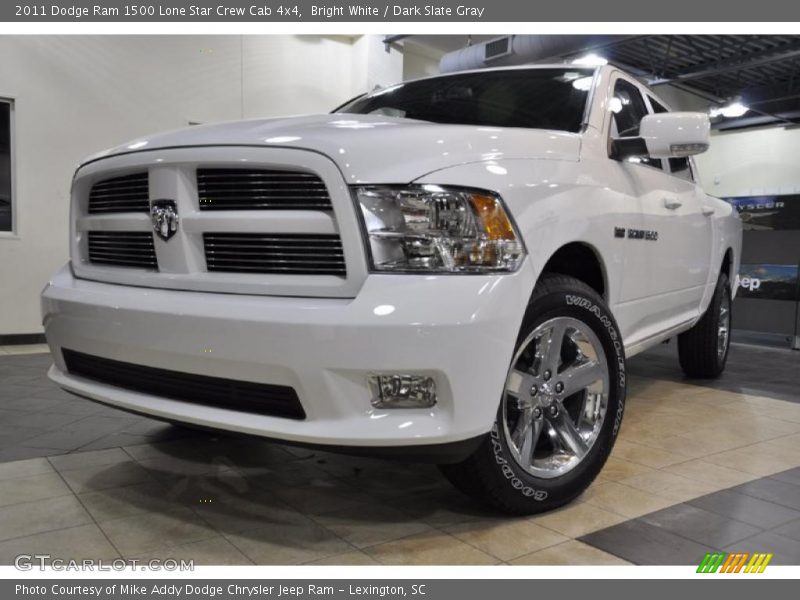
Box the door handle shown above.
[663,197,682,210]
[701,205,715,216]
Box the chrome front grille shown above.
[73,147,364,297]
[87,231,157,269]
[197,168,332,211]
[203,233,346,276]
[88,172,149,214]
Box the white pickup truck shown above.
[42,64,741,513]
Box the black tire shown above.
[439,274,626,515]
[678,273,732,379]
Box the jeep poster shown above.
[737,263,800,301]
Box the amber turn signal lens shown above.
[468,194,517,240]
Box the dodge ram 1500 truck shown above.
[41,64,742,514]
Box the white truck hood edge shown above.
[80,114,581,184]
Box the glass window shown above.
[610,80,663,170]
[649,97,668,114]
[0,100,11,232]
[669,157,695,182]
[338,68,595,133]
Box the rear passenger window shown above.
[610,80,663,171]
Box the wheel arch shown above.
[721,247,736,294]
[721,247,733,277]
[537,242,608,301]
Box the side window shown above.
[669,157,695,182]
[0,99,12,232]
[610,80,649,137]
[611,80,663,170]
[650,96,695,183]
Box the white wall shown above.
[0,35,403,335]
[694,126,800,198]
[402,44,441,81]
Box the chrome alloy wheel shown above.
[502,317,610,479]
[718,292,731,359]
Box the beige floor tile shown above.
[234,460,335,489]
[98,508,217,555]
[222,516,352,565]
[312,503,433,549]
[580,481,676,518]
[0,457,54,481]
[304,550,380,565]
[621,413,707,437]
[529,502,628,538]
[762,405,800,424]
[637,434,741,458]
[49,448,133,472]
[761,434,800,457]
[610,440,687,469]
[189,486,309,535]
[703,445,800,476]
[381,487,497,528]
[509,540,631,565]
[78,482,178,522]
[445,518,568,561]
[0,344,50,355]
[619,470,720,502]
[59,461,154,494]
[662,458,759,488]
[127,536,252,565]
[766,432,800,447]
[595,457,657,482]
[134,453,237,481]
[685,418,800,447]
[364,530,499,565]
[0,524,119,565]
[272,482,365,516]
[0,495,93,542]
[0,472,73,507]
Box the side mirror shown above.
[611,112,710,161]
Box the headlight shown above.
[354,185,526,273]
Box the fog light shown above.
[368,374,437,409]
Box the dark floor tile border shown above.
[580,466,800,566]
[0,333,46,345]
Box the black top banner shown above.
[5,0,800,22]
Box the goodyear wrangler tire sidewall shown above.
[488,281,626,512]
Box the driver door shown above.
[609,77,711,341]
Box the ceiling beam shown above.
[713,109,800,130]
[610,58,725,103]
[739,81,800,105]
[648,42,800,86]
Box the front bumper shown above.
[42,264,534,458]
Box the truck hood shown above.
[82,114,582,183]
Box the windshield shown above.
[336,68,595,133]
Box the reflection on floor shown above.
[0,342,798,565]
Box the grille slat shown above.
[204,232,346,276]
[197,168,333,211]
[87,231,157,270]
[62,349,306,420]
[89,172,149,214]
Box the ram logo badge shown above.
[150,199,179,242]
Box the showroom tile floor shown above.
[0,343,799,565]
